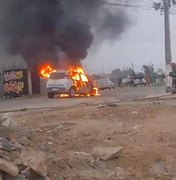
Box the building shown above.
[0,53,27,98]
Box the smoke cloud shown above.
[0,0,130,69]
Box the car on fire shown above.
[46,69,97,98]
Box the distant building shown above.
[0,53,27,98]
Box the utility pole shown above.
[164,0,172,92]
[154,0,174,92]
[164,0,172,64]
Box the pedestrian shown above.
[169,63,176,94]
[117,77,122,88]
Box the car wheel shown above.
[47,92,54,98]
[69,87,75,97]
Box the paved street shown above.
[0,86,166,112]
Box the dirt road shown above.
[1,97,176,179]
[0,86,165,112]
[1,85,176,179]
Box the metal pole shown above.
[164,0,172,92]
[164,0,172,63]
[27,70,32,95]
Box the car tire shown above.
[47,92,54,98]
[69,87,75,97]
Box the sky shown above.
[85,3,176,74]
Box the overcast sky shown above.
[85,5,176,74]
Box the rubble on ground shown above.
[92,146,123,161]
[1,101,174,179]
[20,147,48,177]
[0,136,50,179]
[0,114,50,179]
[0,112,128,180]
[67,151,130,179]
[1,113,17,128]
[149,161,167,177]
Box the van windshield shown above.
[50,72,68,79]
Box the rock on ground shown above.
[0,138,14,152]
[13,159,22,166]
[68,152,124,179]
[21,167,51,180]
[0,150,10,161]
[1,113,12,122]
[0,158,19,176]
[92,147,123,161]
[5,174,27,180]
[16,136,31,146]
[21,167,31,178]
[149,161,167,177]
[20,147,47,177]
[13,141,25,151]
[68,152,97,170]
[115,167,131,180]
[0,127,11,138]
[1,113,17,127]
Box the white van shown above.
[46,70,95,98]
[95,78,115,90]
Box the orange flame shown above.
[93,87,100,96]
[40,64,55,78]
[68,66,89,82]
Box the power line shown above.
[104,2,153,8]
[102,0,176,14]
[102,1,156,12]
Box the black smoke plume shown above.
[0,0,130,69]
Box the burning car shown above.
[44,66,98,98]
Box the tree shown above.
[142,64,154,76]
[111,68,122,78]
[142,64,155,85]
[121,67,135,78]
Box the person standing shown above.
[117,76,122,88]
[170,63,176,93]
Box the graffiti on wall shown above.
[3,69,28,97]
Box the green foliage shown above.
[142,64,154,76]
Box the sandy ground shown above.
[2,96,176,179]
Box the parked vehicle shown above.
[121,78,130,87]
[46,70,95,98]
[95,78,115,90]
[134,78,146,86]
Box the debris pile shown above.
[67,149,130,180]
[0,136,50,180]
[0,112,130,179]
[0,113,50,180]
